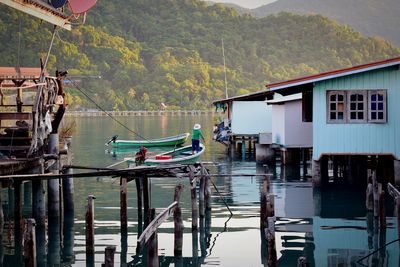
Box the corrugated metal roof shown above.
[267,57,400,91]
[266,93,302,105]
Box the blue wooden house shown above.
[266,57,400,186]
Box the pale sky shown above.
[205,0,277,9]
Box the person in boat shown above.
[192,123,205,154]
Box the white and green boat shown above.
[125,143,205,166]
[106,133,190,148]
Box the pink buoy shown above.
[68,0,97,14]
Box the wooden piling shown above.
[48,133,60,218]
[260,176,269,229]
[372,171,379,217]
[204,167,212,211]
[14,180,23,249]
[62,137,74,213]
[188,166,198,230]
[266,194,276,267]
[199,169,205,218]
[102,246,116,267]
[143,176,150,226]
[366,180,374,211]
[86,194,96,257]
[32,164,45,227]
[23,181,32,217]
[379,190,386,228]
[147,208,159,267]
[24,219,36,267]
[135,178,143,234]
[174,184,184,257]
[120,177,128,233]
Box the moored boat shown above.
[144,143,205,165]
[106,133,190,148]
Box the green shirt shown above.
[192,129,204,140]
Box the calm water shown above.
[2,114,400,266]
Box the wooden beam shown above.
[136,201,178,253]
[0,0,71,30]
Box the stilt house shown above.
[266,57,400,186]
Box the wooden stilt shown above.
[379,190,386,228]
[204,167,212,211]
[174,184,184,257]
[24,219,36,267]
[86,194,96,259]
[366,180,374,211]
[32,163,45,227]
[14,180,23,249]
[48,133,60,218]
[372,171,379,217]
[23,181,32,217]
[188,166,198,230]
[102,246,116,267]
[266,194,276,267]
[120,177,128,233]
[397,197,400,239]
[143,177,150,227]
[260,176,269,229]
[199,170,205,218]
[192,230,199,266]
[48,215,61,266]
[147,208,158,267]
[135,178,143,234]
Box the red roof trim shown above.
[267,57,400,90]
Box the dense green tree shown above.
[0,0,399,110]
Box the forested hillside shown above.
[0,0,399,110]
[250,0,400,46]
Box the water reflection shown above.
[0,116,399,266]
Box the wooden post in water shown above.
[188,166,198,230]
[0,190,3,266]
[366,177,374,211]
[147,208,158,267]
[199,168,206,218]
[48,133,60,218]
[372,171,379,217]
[266,194,277,267]
[120,177,128,233]
[135,178,143,234]
[86,194,96,260]
[14,180,23,251]
[32,163,45,228]
[260,176,269,229]
[174,184,184,257]
[143,176,150,226]
[62,137,74,214]
[24,219,36,267]
[204,167,212,212]
[379,190,386,229]
[102,246,116,267]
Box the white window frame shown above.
[327,90,346,123]
[368,90,387,123]
[347,90,367,123]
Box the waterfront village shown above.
[0,0,399,267]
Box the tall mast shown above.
[222,38,228,99]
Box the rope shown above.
[356,238,400,266]
[65,78,151,141]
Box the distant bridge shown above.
[65,110,215,117]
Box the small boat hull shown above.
[144,144,205,165]
[109,133,189,148]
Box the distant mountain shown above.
[250,0,400,46]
